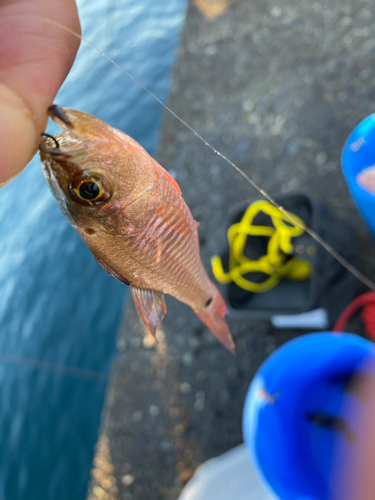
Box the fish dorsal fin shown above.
[195,220,200,229]
[131,287,167,339]
[166,171,182,194]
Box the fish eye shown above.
[69,171,113,206]
[78,181,101,201]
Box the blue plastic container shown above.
[342,113,375,237]
[243,332,375,500]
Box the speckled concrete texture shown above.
[88,0,375,498]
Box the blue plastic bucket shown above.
[342,113,375,237]
[242,332,375,500]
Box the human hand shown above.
[0,0,80,186]
[333,370,375,500]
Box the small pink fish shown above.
[39,105,235,353]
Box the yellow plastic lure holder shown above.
[211,201,311,293]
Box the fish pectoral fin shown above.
[131,287,167,339]
[195,220,200,229]
[94,256,130,285]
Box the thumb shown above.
[0,0,81,186]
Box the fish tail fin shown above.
[195,286,235,354]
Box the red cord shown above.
[332,292,375,340]
[362,301,375,340]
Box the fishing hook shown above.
[41,132,59,149]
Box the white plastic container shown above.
[177,444,276,500]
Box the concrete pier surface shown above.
[87,0,375,499]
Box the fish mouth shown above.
[39,105,83,158]
[39,133,65,158]
[48,104,74,128]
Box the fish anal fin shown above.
[94,256,130,285]
[131,287,167,339]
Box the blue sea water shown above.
[0,1,186,499]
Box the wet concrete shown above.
[87,0,375,499]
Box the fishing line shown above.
[43,18,375,291]
[0,351,108,381]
